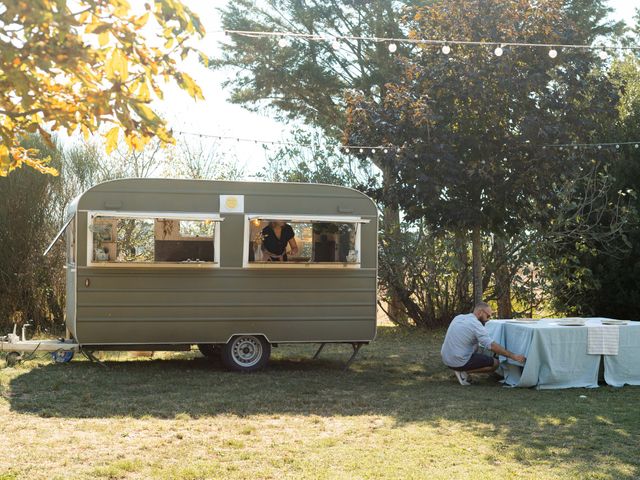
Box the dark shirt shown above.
[262,224,294,261]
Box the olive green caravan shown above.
[65,178,378,350]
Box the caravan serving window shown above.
[246,216,366,267]
[88,212,221,266]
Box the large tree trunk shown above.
[454,230,472,312]
[494,236,513,318]
[471,225,483,305]
[381,165,406,324]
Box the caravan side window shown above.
[89,214,219,265]
[247,218,361,266]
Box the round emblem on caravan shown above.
[225,196,238,209]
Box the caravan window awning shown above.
[88,211,224,221]
[248,215,370,224]
[43,216,74,256]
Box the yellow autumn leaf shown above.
[105,126,120,154]
[135,103,159,123]
[106,49,129,81]
[180,72,204,100]
[99,31,110,47]
[137,81,150,101]
[133,12,149,29]
[0,144,11,176]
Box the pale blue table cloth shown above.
[486,318,640,389]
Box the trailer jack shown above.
[312,342,365,370]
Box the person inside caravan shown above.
[261,221,298,261]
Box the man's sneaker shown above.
[454,370,472,386]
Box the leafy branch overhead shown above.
[0,0,205,176]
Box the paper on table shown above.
[587,326,619,355]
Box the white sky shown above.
[153,0,640,177]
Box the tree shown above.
[0,0,205,176]
[213,0,412,320]
[0,135,66,332]
[345,0,622,313]
[541,50,640,318]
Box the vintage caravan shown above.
[15,178,377,370]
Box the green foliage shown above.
[0,135,66,333]
[213,0,408,142]
[379,223,473,327]
[541,51,640,318]
[346,0,621,235]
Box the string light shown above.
[442,44,451,55]
[175,131,640,155]
[223,29,640,56]
[331,38,340,50]
[277,37,289,48]
[548,48,558,58]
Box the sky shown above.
[153,0,640,177]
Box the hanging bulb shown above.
[442,44,451,55]
[371,148,376,154]
[494,45,503,57]
[278,37,289,48]
[359,148,364,153]
[383,148,389,154]
[331,38,340,50]
[388,43,397,53]
[345,147,350,153]
[548,48,557,58]
[598,49,608,60]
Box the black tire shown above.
[222,335,271,372]
[197,343,221,359]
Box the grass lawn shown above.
[0,325,638,480]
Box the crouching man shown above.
[441,302,526,385]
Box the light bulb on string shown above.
[494,45,503,57]
[635,144,639,149]
[383,148,389,154]
[278,37,289,48]
[388,42,397,53]
[442,44,451,55]
[345,147,350,153]
[359,148,364,153]
[548,48,558,58]
[598,49,608,60]
[371,148,376,154]
[331,38,340,50]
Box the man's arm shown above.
[490,342,526,364]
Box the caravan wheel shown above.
[222,335,270,372]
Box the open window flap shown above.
[43,216,74,256]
